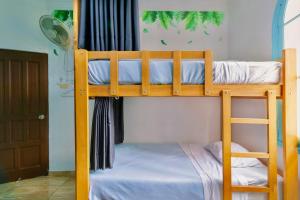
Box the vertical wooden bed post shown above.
[75,49,89,200]
[282,48,298,200]
[73,0,89,199]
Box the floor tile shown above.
[62,178,75,187]
[0,175,75,200]
[0,182,16,194]
[17,176,69,187]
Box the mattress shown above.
[88,60,282,85]
[89,144,283,200]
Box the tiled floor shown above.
[0,174,75,200]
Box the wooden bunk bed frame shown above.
[73,1,298,200]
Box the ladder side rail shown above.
[222,90,232,200]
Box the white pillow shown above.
[205,141,262,168]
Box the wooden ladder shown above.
[222,90,278,200]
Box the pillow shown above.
[205,141,262,168]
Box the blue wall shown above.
[272,0,287,146]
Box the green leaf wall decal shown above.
[165,11,175,19]
[158,11,173,29]
[201,11,213,24]
[53,49,59,56]
[142,11,158,24]
[161,40,168,45]
[204,30,210,35]
[174,11,189,22]
[142,10,224,31]
[184,11,201,31]
[211,11,224,26]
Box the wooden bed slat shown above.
[142,51,150,95]
[204,50,213,95]
[88,50,205,60]
[231,118,269,124]
[89,85,205,97]
[181,51,205,59]
[232,186,270,193]
[88,51,141,59]
[148,51,205,59]
[88,84,282,97]
[88,51,111,59]
[173,51,182,95]
[110,51,119,96]
[231,152,269,159]
[207,84,282,97]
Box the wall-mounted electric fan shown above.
[39,15,71,50]
[39,13,74,97]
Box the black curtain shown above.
[79,0,140,170]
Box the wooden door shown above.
[0,49,48,183]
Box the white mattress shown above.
[88,60,282,85]
[90,144,282,200]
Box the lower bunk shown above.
[89,143,283,200]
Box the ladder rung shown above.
[232,185,270,193]
[231,152,269,159]
[231,118,269,124]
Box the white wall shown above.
[228,0,276,60]
[0,0,48,52]
[124,97,220,145]
[0,0,74,171]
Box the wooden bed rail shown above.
[87,50,207,97]
[77,49,283,97]
[87,50,205,60]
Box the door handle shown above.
[38,114,45,120]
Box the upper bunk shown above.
[74,49,296,98]
[73,0,296,99]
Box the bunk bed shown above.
[73,1,298,200]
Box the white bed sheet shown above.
[90,144,282,200]
[181,144,283,200]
